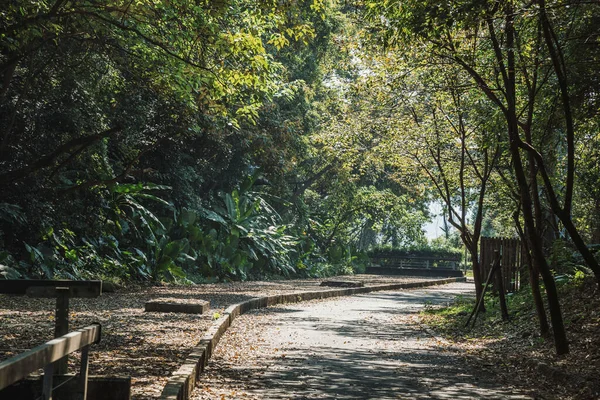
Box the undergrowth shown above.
[421,276,600,399]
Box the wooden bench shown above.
[367,255,463,277]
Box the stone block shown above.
[145,299,209,314]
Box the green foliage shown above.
[0,251,20,279]
[196,180,298,280]
[0,0,338,283]
[3,0,598,288]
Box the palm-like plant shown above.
[198,177,298,279]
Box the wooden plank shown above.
[518,239,524,290]
[505,239,511,291]
[26,285,101,299]
[512,239,516,291]
[370,256,461,261]
[0,280,102,297]
[0,324,101,391]
[1,375,131,400]
[504,238,509,292]
[54,288,70,375]
[512,239,520,292]
[480,237,490,283]
[365,266,463,277]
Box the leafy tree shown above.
[358,0,600,354]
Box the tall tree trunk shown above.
[515,213,550,336]
[468,242,486,313]
[527,242,550,337]
[505,4,568,354]
[533,0,600,285]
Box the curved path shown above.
[192,282,530,399]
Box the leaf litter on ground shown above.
[419,277,600,399]
[0,274,430,399]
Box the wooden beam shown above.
[26,285,101,299]
[54,288,70,375]
[0,324,101,391]
[0,280,102,297]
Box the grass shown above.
[422,289,531,341]
[420,276,600,399]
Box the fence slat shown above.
[480,237,522,294]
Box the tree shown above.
[0,0,331,280]
[411,70,500,312]
[363,0,574,354]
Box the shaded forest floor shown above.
[0,274,430,399]
[420,277,600,399]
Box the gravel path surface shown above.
[193,282,530,399]
[0,274,431,398]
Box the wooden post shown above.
[55,287,69,375]
[494,250,510,321]
[43,362,54,400]
[78,345,90,400]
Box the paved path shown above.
[193,282,530,399]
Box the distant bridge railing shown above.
[367,254,463,277]
[369,255,461,269]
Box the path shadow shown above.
[202,284,529,399]
[207,343,527,399]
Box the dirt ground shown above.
[0,275,431,399]
[420,277,600,400]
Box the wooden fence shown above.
[366,254,463,277]
[0,324,101,400]
[369,255,461,270]
[0,279,102,375]
[480,237,523,293]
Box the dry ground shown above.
[0,274,431,399]
[420,278,600,399]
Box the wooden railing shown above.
[0,323,102,400]
[0,279,102,374]
[369,255,461,270]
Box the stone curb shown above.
[159,276,467,400]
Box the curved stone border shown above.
[160,277,467,400]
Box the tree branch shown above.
[0,126,122,186]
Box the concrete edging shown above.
[159,276,466,400]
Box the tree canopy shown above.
[1,0,600,354]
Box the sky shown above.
[423,202,445,240]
